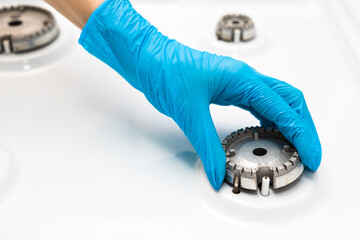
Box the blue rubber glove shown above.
[79,0,322,190]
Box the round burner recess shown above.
[216,14,256,42]
[223,127,304,197]
[0,5,59,54]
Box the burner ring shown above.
[216,14,256,42]
[223,127,304,196]
[0,5,59,54]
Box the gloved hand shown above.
[79,0,322,190]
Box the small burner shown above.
[0,5,59,54]
[223,127,304,196]
[216,14,256,42]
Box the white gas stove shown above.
[0,0,359,239]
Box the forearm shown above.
[44,0,322,190]
[45,0,104,29]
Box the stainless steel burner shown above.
[223,127,304,196]
[216,14,256,42]
[0,5,59,54]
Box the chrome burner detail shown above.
[223,127,304,196]
[0,5,59,54]
[216,14,256,42]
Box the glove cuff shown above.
[78,0,153,92]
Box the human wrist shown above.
[45,0,104,29]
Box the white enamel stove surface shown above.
[0,0,359,239]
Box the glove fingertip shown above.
[305,151,322,172]
[203,148,226,191]
[280,123,322,173]
[206,167,226,191]
[298,142,322,172]
[213,167,226,191]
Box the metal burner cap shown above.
[223,127,304,196]
[0,5,59,54]
[216,14,256,42]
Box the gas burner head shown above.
[0,5,59,54]
[216,14,256,42]
[223,127,304,197]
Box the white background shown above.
[0,0,359,239]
